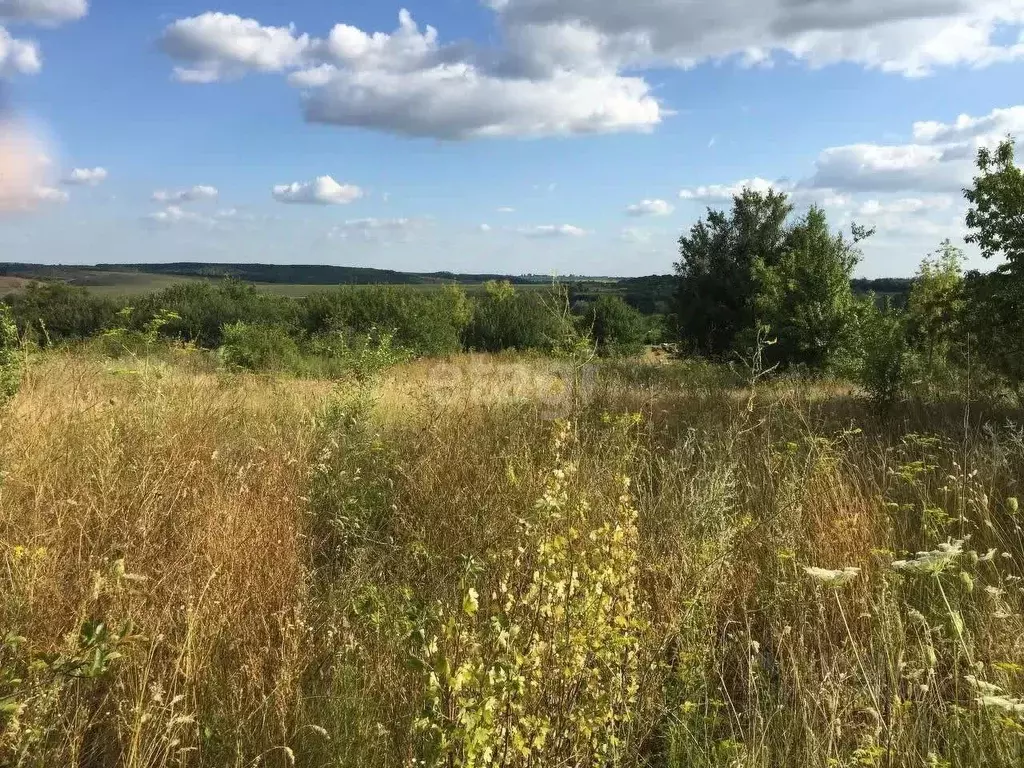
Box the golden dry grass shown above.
[1,350,1023,767]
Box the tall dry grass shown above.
[1,350,1023,767]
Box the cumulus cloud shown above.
[159,4,1024,140]
[160,9,661,139]
[626,198,673,216]
[679,177,781,203]
[144,205,214,227]
[272,176,363,205]
[152,185,219,203]
[0,25,39,74]
[0,0,87,24]
[159,12,311,83]
[492,0,1024,77]
[62,166,107,186]
[806,104,1023,193]
[520,224,587,238]
[497,207,516,213]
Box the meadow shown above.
[2,342,1023,767]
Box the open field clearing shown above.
[2,350,1023,767]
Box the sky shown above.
[0,0,1022,277]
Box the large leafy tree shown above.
[963,138,1024,383]
[752,206,863,372]
[674,189,792,357]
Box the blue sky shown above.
[1,0,1023,276]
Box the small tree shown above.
[906,241,966,393]
[751,207,862,372]
[582,295,647,357]
[674,188,792,357]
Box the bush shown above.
[464,281,569,353]
[5,282,122,344]
[135,280,299,348]
[0,304,21,404]
[581,295,647,357]
[218,322,301,372]
[300,285,469,357]
[857,302,918,408]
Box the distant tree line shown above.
[2,275,655,371]
[671,136,1024,404]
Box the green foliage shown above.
[856,301,918,408]
[464,281,570,353]
[752,207,863,372]
[674,189,793,356]
[299,285,469,357]
[305,328,412,381]
[218,322,301,372]
[963,138,1024,385]
[4,281,122,344]
[0,304,20,405]
[965,139,1024,269]
[905,241,967,393]
[135,279,298,348]
[412,421,646,767]
[582,295,647,357]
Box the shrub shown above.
[857,301,918,408]
[581,295,648,357]
[0,304,21,404]
[218,322,301,372]
[5,282,122,344]
[464,281,569,353]
[299,285,469,357]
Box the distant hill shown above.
[0,262,572,288]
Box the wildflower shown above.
[1008,497,1020,515]
[965,675,1002,695]
[892,540,964,576]
[977,695,1024,714]
[803,566,861,588]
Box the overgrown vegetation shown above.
[2,138,1024,767]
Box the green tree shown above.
[963,137,1024,383]
[906,241,966,392]
[674,189,792,357]
[464,281,569,353]
[751,206,863,372]
[582,295,647,357]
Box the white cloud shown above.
[492,0,1024,77]
[679,177,781,203]
[159,12,311,83]
[160,9,661,140]
[856,196,953,217]
[144,205,214,227]
[329,216,429,243]
[626,198,673,216]
[272,176,363,205]
[32,184,67,203]
[806,104,1023,194]
[0,25,39,75]
[912,105,1024,143]
[152,185,219,203]
[520,224,587,238]
[479,223,493,232]
[0,0,87,24]
[62,166,107,186]
[497,206,516,213]
[301,61,660,140]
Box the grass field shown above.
[2,348,1023,766]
